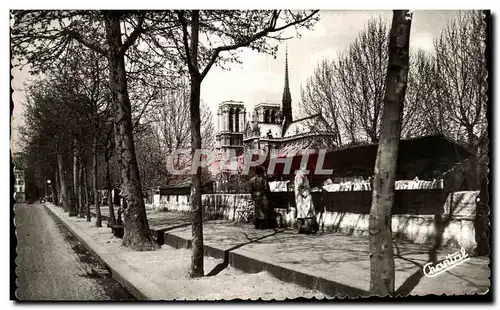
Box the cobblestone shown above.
[15,203,135,301]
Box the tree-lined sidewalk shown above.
[12,9,320,277]
[47,203,490,298]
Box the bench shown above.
[109,224,124,238]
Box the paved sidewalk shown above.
[46,204,329,300]
[165,221,490,296]
[88,205,489,297]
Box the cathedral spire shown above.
[282,45,293,128]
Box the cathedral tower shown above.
[216,100,246,156]
[281,47,293,129]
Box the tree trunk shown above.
[104,13,157,251]
[369,10,412,296]
[83,165,91,222]
[185,10,204,278]
[78,158,85,218]
[70,141,79,217]
[189,76,204,277]
[93,136,102,227]
[56,166,62,206]
[105,146,116,226]
[82,163,89,214]
[57,153,68,212]
[53,170,59,206]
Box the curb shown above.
[44,204,163,300]
[163,230,370,298]
[49,204,368,298]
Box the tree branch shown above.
[119,15,145,56]
[177,10,196,76]
[64,29,107,56]
[200,10,319,81]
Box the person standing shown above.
[113,184,123,225]
[249,166,271,229]
[294,168,318,234]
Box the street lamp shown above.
[47,180,52,201]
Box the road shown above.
[14,202,135,301]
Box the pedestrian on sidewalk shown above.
[249,166,271,230]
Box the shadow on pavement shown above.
[206,228,286,277]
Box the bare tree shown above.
[12,11,182,250]
[134,124,168,190]
[433,10,487,151]
[335,17,389,144]
[133,79,215,191]
[167,10,319,277]
[369,10,412,296]
[401,51,435,139]
[22,78,79,213]
[299,59,344,147]
[300,17,427,145]
[155,79,215,153]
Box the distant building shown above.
[13,152,26,202]
[215,49,336,170]
[213,51,475,189]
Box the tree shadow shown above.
[206,228,286,277]
[329,212,347,233]
[394,192,458,296]
[429,192,455,262]
[394,241,425,296]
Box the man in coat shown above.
[249,166,271,229]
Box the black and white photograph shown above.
[9,6,491,301]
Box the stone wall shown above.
[145,193,251,221]
[146,191,479,250]
[287,191,479,250]
[146,194,191,212]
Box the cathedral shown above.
[215,50,336,176]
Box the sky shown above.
[11,10,461,152]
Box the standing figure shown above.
[249,166,271,229]
[113,184,123,225]
[294,169,318,234]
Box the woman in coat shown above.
[294,169,318,234]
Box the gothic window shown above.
[228,108,234,132]
[270,110,276,124]
[235,108,240,132]
[264,109,270,123]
